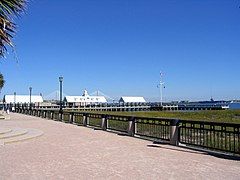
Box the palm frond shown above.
[0,73,5,89]
[0,0,26,57]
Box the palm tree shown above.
[0,0,26,57]
[0,73,5,89]
[0,0,26,90]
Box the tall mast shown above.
[159,72,164,106]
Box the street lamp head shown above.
[29,87,32,91]
[59,76,63,82]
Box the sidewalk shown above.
[0,113,239,179]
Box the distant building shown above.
[3,95,43,104]
[119,97,146,104]
[64,90,107,107]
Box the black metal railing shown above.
[53,111,60,120]
[46,111,52,119]
[62,112,71,123]
[87,113,102,127]
[179,120,240,154]
[135,117,171,141]
[73,113,84,125]
[107,115,129,133]
[14,107,240,155]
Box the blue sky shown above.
[0,0,240,101]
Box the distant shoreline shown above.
[230,103,240,110]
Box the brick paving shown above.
[0,113,239,179]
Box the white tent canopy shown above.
[119,97,146,103]
[3,95,43,104]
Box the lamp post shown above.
[14,92,16,111]
[59,76,63,113]
[29,87,32,110]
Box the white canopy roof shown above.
[119,97,146,103]
[64,90,107,103]
[3,95,43,104]
[64,96,107,103]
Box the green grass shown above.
[72,110,240,124]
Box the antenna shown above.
[157,72,165,106]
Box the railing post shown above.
[170,119,180,146]
[51,111,54,120]
[72,113,75,124]
[46,111,49,119]
[128,117,135,136]
[83,113,88,126]
[101,114,107,131]
[69,113,74,124]
[43,111,46,118]
[59,112,63,121]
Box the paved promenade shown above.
[0,113,239,179]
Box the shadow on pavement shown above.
[147,143,240,161]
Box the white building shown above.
[3,95,44,104]
[64,90,107,107]
[119,96,146,104]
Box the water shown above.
[229,103,240,110]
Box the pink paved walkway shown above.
[0,113,239,179]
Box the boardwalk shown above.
[0,113,239,179]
